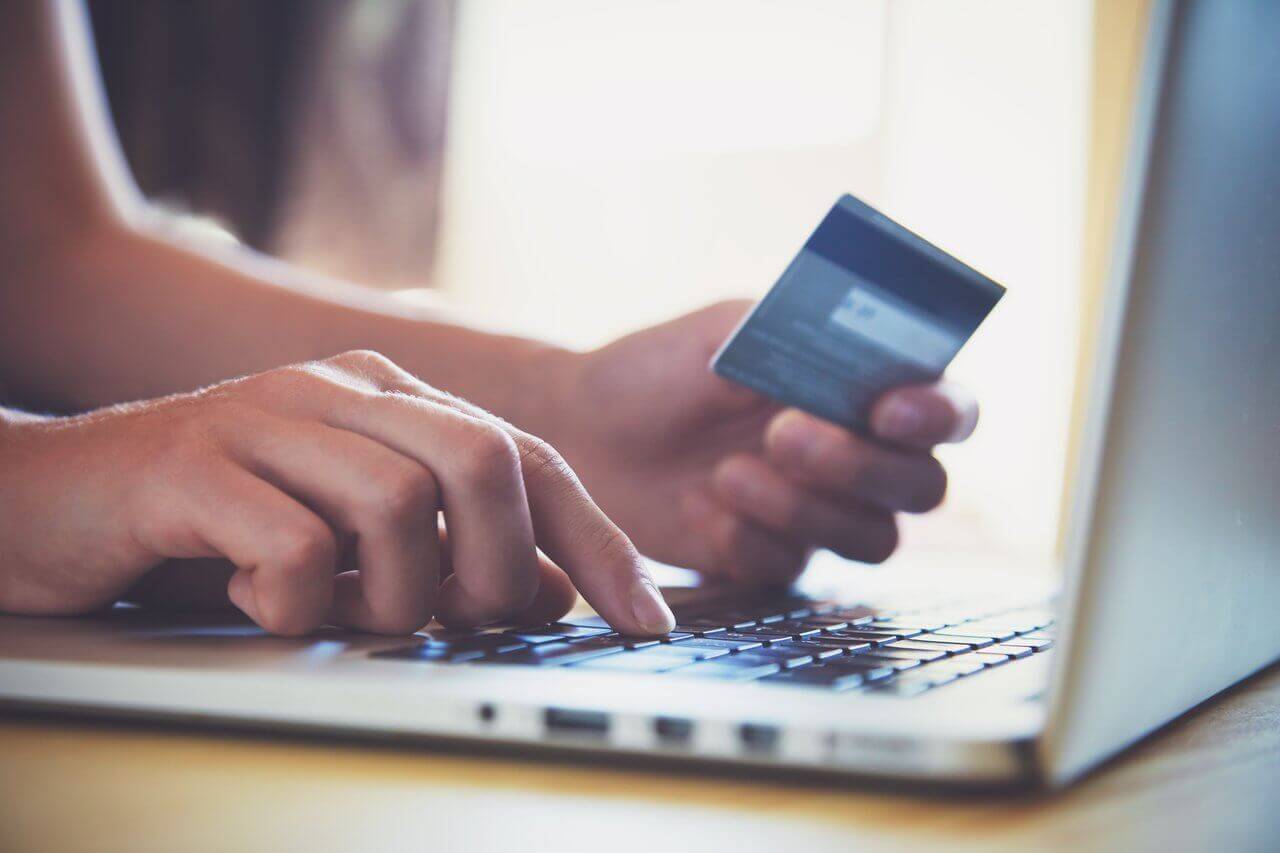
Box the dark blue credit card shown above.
[711,194,1005,432]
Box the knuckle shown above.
[458,425,522,488]
[517,435,574,484]
[331,349,399,377]
[269,518,338,578]
[259,363,325,394]
[364,464,439,523]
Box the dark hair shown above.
[88,0,313,249]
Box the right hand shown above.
[0,351,675,636]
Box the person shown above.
[0,1,978,638]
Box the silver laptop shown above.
[1,0,1276,787]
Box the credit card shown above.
[712,194,1005,433]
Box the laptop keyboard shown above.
[370,592,1055,697]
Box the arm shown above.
[1,1,980,592]
[0,0,567,433]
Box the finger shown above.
[428,525,577,627]
[437,554,578,628]
[313,352,671,635]
[230,418,440,634]
[764,410,948,513]
[153,462,337,635]
[711,454,900,564]
[514,436,675,635]
[680,485,809,585]
[869,381,979,449]
[312,378,541,625]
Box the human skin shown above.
[0,1,977,633]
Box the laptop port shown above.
[544,708,609,738]
[739,723,780,753]
[653,716,693,745]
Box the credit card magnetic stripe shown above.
[711,194,1005,432]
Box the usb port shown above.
[739,723,780,753]
[544,707,609,738]
[654,716,693,745]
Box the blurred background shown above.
[87,0,1144,573]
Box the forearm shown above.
[0,217,577,433]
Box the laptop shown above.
[1,0,1276,787]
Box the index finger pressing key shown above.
[515,436,675,636]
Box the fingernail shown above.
[876,397,926,438]
[631,577,676,635]
[765,410,819,463]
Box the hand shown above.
[0,351,674,636]
[545,301,979,585]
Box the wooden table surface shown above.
[2,661,1277,853]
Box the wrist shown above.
[504,343,588,445]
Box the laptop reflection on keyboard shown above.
[372,592,1054,697]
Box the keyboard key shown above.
[882,643,950,660]
[747,617,824,637]
[719,609,778,626]
[825,630,903,645]
[850,654,922,672]
[670,659,781,681]
[817,657,896,682]
[570,652,694,674]
[555,614,611,630]
[984,643,1035,658]
[784,641,848,661]
[866,623,930,636]
[671,624,728,638]
[903,668,961,688]
[956,620,1034,637]
[759,667,867,691]
[506,622,614,642]
[829,606,877,625]
[915,632,995,649]
[889,639,971,654]
[610,636,662,649]
[871,677,933,697]
[693,617,759,631]
[921,657,985,677]
[970,651,1013,666]
[639,643,730,661]
[719,631,790,647]
[672,636,764,653]
[481,637,625,666]
[730,647,815,669]
[791,616,852,630]
[870,671,951,696]
[797,637,872,654]
[417,631,532,656]
[996,637,1052,651]
[371,643,456,662]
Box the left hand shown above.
[542,300,979,585]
